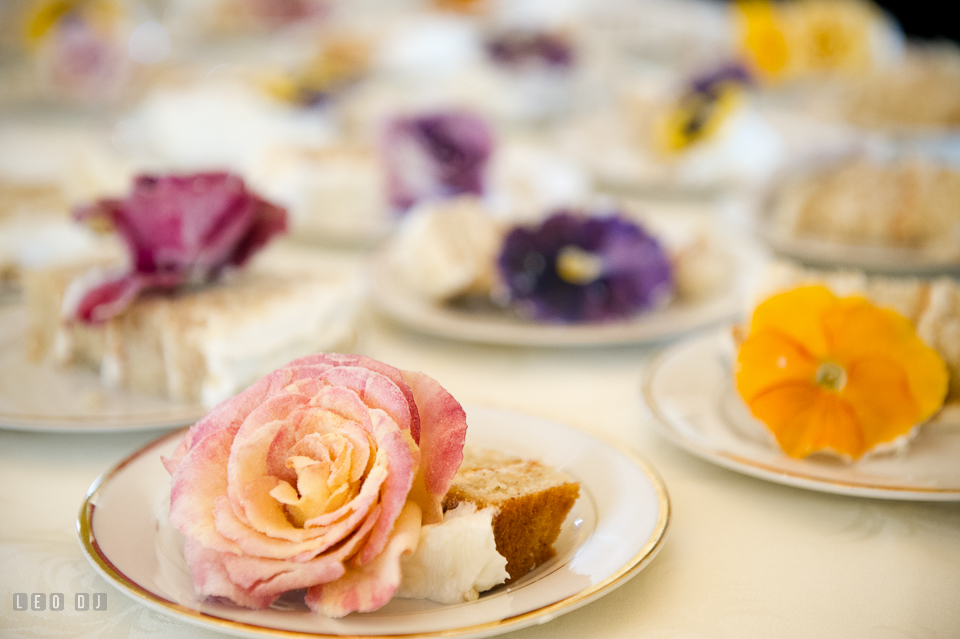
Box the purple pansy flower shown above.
[498,212,674,323]
[381,111,493,212]
[66,172,287,323]
[485,31,575,69]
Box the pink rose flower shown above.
[162,354,468,617]
[66,172,287,323]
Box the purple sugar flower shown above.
[485,31,575,69]
[498,212,674,323]
[66,172,287,323]
[382,111,493,212]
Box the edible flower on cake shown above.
[164,354,580,613]
[381,111,493,214]
[498,212,674,323]
[559,63,784,192]
[163,353,469,616]
[733,0,902,82]
[22,172,363,408]
[384,201,734,325]
[64,172,287,323]
[735,284,948,460]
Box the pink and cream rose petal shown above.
[164,354,468,617]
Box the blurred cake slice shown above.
[442,447,580,582]
[24,246,360,407]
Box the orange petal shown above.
[824,298,948,422]
[735,329,818,402]
[749,285,837,360]
[841,354,920,450]
[748,382,865,459]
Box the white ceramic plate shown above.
[754,151,960,275]
[368,252,741,348]
[0,305,204,432]
[756,223,960,275]
[79,405,670,639]
[643,330,960,500]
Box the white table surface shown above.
[2,245,960,639]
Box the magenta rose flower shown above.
[162,353,468,617]
[66,172,287,323]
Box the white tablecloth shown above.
[3,304,960,638]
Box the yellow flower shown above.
[735,0,878,81]
[787,0,875,74]
[735,285,948,460]
[735,0,790,78]
[23,0,120,46]
[655,83,742,155]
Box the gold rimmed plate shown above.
[643,329,960,500]
[78,405,670,638]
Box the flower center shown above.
[815,361,847,392]
[555,245,603,285]
[268,432,366,528]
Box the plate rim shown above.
[642,329,960,501]
[78,407,671,638]
[367,248,740,347]
[0,304,206,433]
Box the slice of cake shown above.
[442,447,580,582]
[24,247,360,407]
[769,157,960,253]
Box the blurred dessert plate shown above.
[0,304,204,432]
[643,329,960,500]
[79,405,669,638]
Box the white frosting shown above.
[194,257,361,407]
[389,197,503,302]
[396,503,508,605]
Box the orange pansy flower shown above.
[735,285,948,460]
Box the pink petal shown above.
[401,370,467,524]
[70,172,287,324]
[318,366,416,436]
[354,412,418,565]
[162,366,303,474]
[65,272,145,324]
[305,501,422,617]
[168,425,242,554]
[213,462,387,559]
[284,354,421,441]
[183,537,273,609]
[222,553,346,599]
